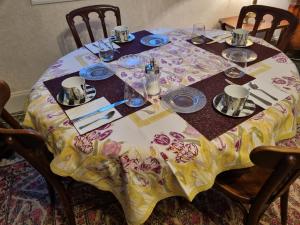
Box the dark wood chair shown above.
[215,145,300,225]
[66,4,121,48]
[236,5,298,51]
[0,80,76,225]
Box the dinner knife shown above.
[249,92,272,106]
[72,99,128,123]
[206,34,231,44]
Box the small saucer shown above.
[112,33,135,43]
[56,85,96,107]
[79,63,115,81]
[225,37,254,48]
[213,93,256,118]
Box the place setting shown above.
[191,26,281,67]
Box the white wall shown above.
[0,0,290,112]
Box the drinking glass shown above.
[191,23,206,44]
[98,40,114,62]
[224,49,248,78]
[124,81,147,108]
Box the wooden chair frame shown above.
[236,5,298,51]
[215,146,300,225]
[66,4,121,48]
[0,80,76,225]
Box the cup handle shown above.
[72,87,86,100]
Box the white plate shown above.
[225,37,254,47]
[140,34,169,47]
[213,93,256,117]
[118,54,148,69]
[222,48,258,63]
[79,63,115,81]
[56,85,96,107]
[162,86,207,113]
[112,33,135,43]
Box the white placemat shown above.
[244,78,290,109]
[85,38,120,54]
[66,97,122,135]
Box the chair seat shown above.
[215,166,272,204]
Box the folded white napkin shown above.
[243,79,289,109]
[85,38,120,54]
[205,30,231,43]
[66,97,122,135]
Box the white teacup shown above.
[231,28,249,46]
[223,84,249,113]
[112,25,129,42]
[61,77,86,101]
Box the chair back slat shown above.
[66,5,121,48]
[236,5,298,51]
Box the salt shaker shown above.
[145,61,160,97]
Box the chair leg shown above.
[48,179,76,225]
[280,189,289,225]
[46,181,56,206]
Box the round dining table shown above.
[24,28,300,225]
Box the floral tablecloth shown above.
[24,29,300,225]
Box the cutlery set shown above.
[225,79,277,106]
[72,99,128,130]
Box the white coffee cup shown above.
[231,28,249,46]
[61,77,86,101]
[223,84,249,113]
[112,25,129,42]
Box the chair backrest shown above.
[249,145,300,214]
[236,5,298,51]
[66,4,121,48]
[0,80,54,180]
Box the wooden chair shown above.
[0,80,76,225]
[215,146,300,225]
[66,5,121,48]
[236,5,298,51]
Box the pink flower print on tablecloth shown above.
[153,131,199,163]
[154,134,171,145]
[120,72,128,78]
[73,125,112,154]
[133,71,145,79]
[272,78,287,85]
[175,143,198,163]
[102,140,121,158]
[49,59,63,69]
[140,157,161,174]
[119,154,163,186]
[183,125,201,138]
[272,54,288,63]
[169,131,184,140]
[47,96,56,104]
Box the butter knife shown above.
[72,99,128,123]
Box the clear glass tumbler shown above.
[98,40,114,62]
[224,49,248,78]
[124,81,147,108]
[191,23,206,44]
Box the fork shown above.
[249,82,278,101]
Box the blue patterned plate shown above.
[79,63,115,81]
[140,34,169,47]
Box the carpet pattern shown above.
[0,151,299,225]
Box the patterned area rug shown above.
[0,151,299,225]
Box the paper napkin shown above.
[205,30,231,43]
[66,97,122,135]
[243,78,290,109]
[85,38,120,54]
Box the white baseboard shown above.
[6,90,30,113]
